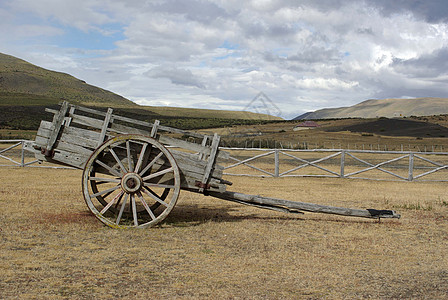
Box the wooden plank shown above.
[59,130,100,150]
[208,191,400,219]
[69,113,104,130]
[150,120,160,137]
[97,108,114,147]
[159,136,229,160]
[70,105,107,117]
[73,104,206,138]
[109,122,148,135]
[96,146,223,180]
[36,135,93,157]
[49,103,206,138]
[38,122,100,150]
[199,133,220,192]
[45,101,69,152]
[34,148,88,169]
[198,135,208,160]
[65,106,76,127]
[170,149,224,172]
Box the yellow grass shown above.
[1,167,448,299]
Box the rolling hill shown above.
[0,52,282,135]
[0,52,136,107]
[0,52,282,121]
[295,97,448,120]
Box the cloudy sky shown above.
[1,0,448,119]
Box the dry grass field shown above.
[208,119,448,152]
[1,166,448,299]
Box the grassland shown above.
[1,165,447,299]
[213,118,448,152]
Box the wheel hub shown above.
[121,173,143,193]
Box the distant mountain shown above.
[0,52,136,107]
[294,98,448,120]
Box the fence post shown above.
[408,153,414,181]
[21,140,25,167]
[274,149,279,177]
[340,150,345,178]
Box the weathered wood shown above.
[340,149,345,178]
[226,155,275,177]
[344,152,408,180]
[274,149,279,177]
[279,151,341,177]
[198,135,208,160]
[98,108,114,147]
[408,153,414,181]
[159,135,229,160]
[224,151,274,170]
[82,134,182,228]
[48,105,206,139]
[208,191,401,219]
[44,104,230,161]
[39,120,101,144]
[45,101,69,153]
[34,147,88,168]
[69,113,104,129]
[199,133,220,192]
[151,120,160,138]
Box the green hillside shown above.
[0,53,136,107]
[0,52,283,138]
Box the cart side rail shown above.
[44,104,229,160]
[30,102,230,192]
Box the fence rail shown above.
[0,139,74,169]
[220,147,448,182]
[2,140,448,181]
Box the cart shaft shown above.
[207,191,401,219]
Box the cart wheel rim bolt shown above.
[121,173,143,193]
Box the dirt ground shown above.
[1,167,448,299]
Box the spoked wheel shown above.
[82,134,181,228]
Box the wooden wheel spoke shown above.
[139,152,164,176]
[83,135,180,228]
[100,191,124,215]
[142,188,169,207]
[94,159,122,177]
[134,143,148,174]
[143,186,167,199]
[137,192,156,220]
[109,147,127,174]
[90,185,121,198]
[131,195,138,226]
[88,176,121,183]
[126,141,134,172]
[142,167,173,181]
[116,194,129,225]
[143,183,175,190]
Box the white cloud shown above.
[1,0,448,118]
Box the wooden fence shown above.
[220,147,448,182]
[0,139,73,169]
[2,140,448,181]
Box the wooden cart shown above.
[24,102,400,228]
